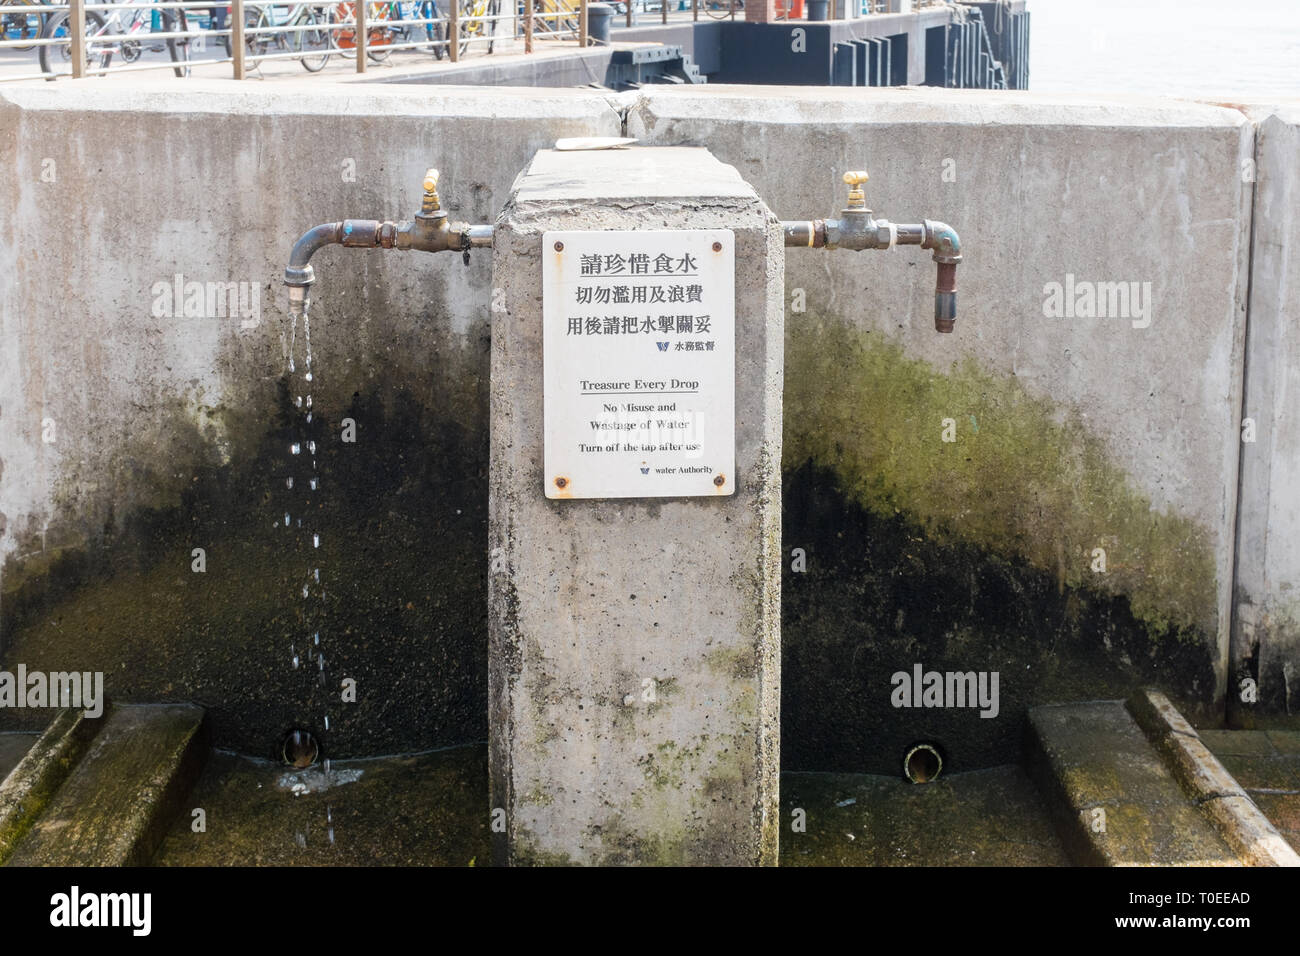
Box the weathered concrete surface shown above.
[0,708,103,864]
[630,87,1254,769]
[6,703,206,866]
[0,84,620,758]
[1232,103,1300,728]
[1028,700,1240,866]
[154,744,488,865]
[1,83,1293,792]
[0,733,38,784]
[489,147,783,865]
[781,765,1068,866]
[1128,688,1298,866]
[1201,729,1300,854]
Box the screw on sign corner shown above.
[554,241,564,252]
[712,241,722,252]
[713,474,726,487]
[554,476,569,489]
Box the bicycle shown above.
[382,0,445,59]
[243,2,332,71]
[39,0,192,77]
[456,0,496,56]
[1,0,53,51]
[331,0,394,62]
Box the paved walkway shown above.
[1200,729,1300,852]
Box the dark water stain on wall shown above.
[0,378,488,760]
[2,314,1227,773]
[781,320,1221,774]
[782,461,1217,773]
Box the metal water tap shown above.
[284,167,495,314]
[781,170,963,333]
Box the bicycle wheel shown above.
[455,0,479,56]
[365,2,393,62]
[484,0,497,52]
[246,6,271,56]
[298,6,330,70]
[38,9,109,76]
[164,9,190,77]
[425,0,444,58]
[3,2,43,52]
[329,1,356,55]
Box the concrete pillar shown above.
[488,147,783,866]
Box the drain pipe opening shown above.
[903,743,943,784]
[282,729,320,769]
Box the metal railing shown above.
[0,0,590,80]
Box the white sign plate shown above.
[543,229,735,499]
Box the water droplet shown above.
[310,478,318,491]
[306,395,313,408]
[314,632,320,646]
[308,441,317,455]
[313,535,320,549]
[289,358,296,373]
[291,443,301,455]
[292,654,300,668]
[305,372,313,382]
[318,654,325,670]
[313,568,320,582]
[286,477,294,489]
[284,513,291,526]
[306,413,313,423]
[328,828,335,844]
[296,396,303,407]
[302,584,309,599]
[324,715,331,731]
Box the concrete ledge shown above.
[1128,688,1300,867]
[0,707,106,865]
[6,704,208,867]
[1026,700,1240,866]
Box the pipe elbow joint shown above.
[285,222,345,288]
[923,220,962,264]
[923,222,961,333]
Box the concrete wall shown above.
[0,83,620,757]
[629,87,1254,769]
[0,82,1294,771]
[1234,103,1300,727]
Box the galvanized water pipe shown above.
[284,168,494,313]
[781,171,962,333]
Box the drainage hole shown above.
[903,742,943,784]
[282,729,320,768]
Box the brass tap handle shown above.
[843,170,868,210]
[421,168,441,215]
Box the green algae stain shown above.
[784,319,1217,640]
